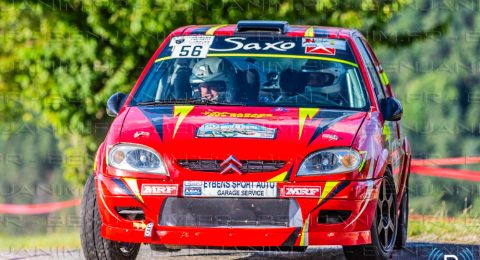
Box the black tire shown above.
[80,174,141,260]
[395,182,409,249]
[343,170,398,260]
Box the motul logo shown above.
[141,184,178,196]
[282,186,321,198]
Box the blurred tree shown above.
[0,0,419,185]
[376,0,480,216]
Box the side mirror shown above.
[106,92,128,117]
[380,97,403,121]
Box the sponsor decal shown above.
[133,131,150,138]
[281,186,321,198]
[170,36,214,58]
[184,187,202,196]
[209,37,295,52]
[196,123,277,139]
[184,181,202,186]
[183,181,277,198]
[305,46,335,55]
[144,222,154,238]
[133,222,147,229]
[201,111,273,118]
[141,184,178,196]
[274,107,288,112]
[322,133,339,141]
[302,38,346,56]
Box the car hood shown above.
[119,105,366,163]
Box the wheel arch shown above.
[93,142,107,176]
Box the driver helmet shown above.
[301,59,343,94]
[190,58,237,102]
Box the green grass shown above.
[408,217,480,244]
[0,232,80,250]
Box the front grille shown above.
[177,160,286,173]
[159,198,301,227]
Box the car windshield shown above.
[131,35,369,110]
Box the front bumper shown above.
[96,175,381,247]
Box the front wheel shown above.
[80,174,141,260]
[343,171,398,260]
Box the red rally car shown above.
[80,21,411,260]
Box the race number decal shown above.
[170,36,214,58]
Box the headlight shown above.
[108,144,168,175]
[297,149,361,176]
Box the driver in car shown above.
[301,59,344,104]
[190,58,237,102]
[199,82,225,101]
[275,60,345,106]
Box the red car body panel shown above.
[94,23,411,247]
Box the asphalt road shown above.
[1,242,479,260]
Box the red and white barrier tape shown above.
[410,156,480,182]
[0,199,80,215]
[411,156,480,166]
[411,165,480,182]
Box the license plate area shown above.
[183,181,278,198]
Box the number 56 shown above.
[179,45,202,56]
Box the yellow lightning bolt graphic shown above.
[383,123,391,142]
[133,222,147,229]
[300,217,310,246]
[358,151,368,172]
[173,105,194,138]
[304,27,315,37]
[380,71,390,85]
[267,171,288,182]
[298,108,319,140]
[123,177,144,203]
[206,24,228,36]
[317,181,339,205]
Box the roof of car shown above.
[171,21,358,39]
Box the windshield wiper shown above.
[136,100,178,106]
[193,99,248,106]
[136,98,245,106]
